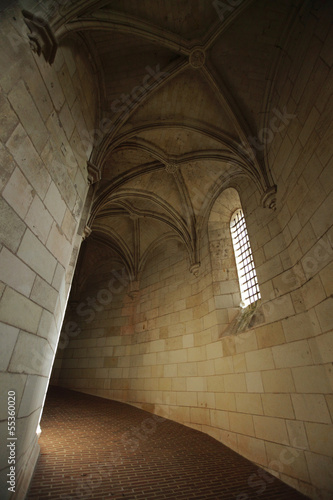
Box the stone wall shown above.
[263,4,333,495]
[0,0,331,499]
[54,30,333,495]
[55,171,332,500]
[57,176,332,500]
[0,5,97,498]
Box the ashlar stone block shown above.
[237,434,267,466]
[309,331,333,364]
[0,322,19,371]
[262,368,296,393]
[272,340,312,368]
[46,222,72,269]
[282,311,320,342]
[292,365,333,394]
[230,412,255,437]
[235,393,263,415]
[0,247,35,297]
[18,229,57,284]
[25,195,53,244]
[0,198,26,253]
[0,287,42,334]
[315,296,333,334]
[286,420,309,450]
[291,394,331,423]
[305,422,333,456]
[44,182,67,226]
[0,372,26,421]
[265,441,310,482]
[30,276,58,314]
[261,394,294,419]
[256,321,286,349]
[9,331,53,376]
[8,79,48,153]
[245,347,275,372]
[246,372,264,393]
[6,124,51,198]
[253,415,289,444]
[305,451,333,490]
[3,167,34,220]
[18,374,49,418]
[215,393,236,412]
[0,90,19,143]
[0,142,16,192]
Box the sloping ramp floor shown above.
[27,387,308,499]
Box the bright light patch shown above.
[230,209,261,307]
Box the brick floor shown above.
[27,387,308,499]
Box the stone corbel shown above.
[189,262,201,277]
[127,280,140,299]
[82,226,92,240]
[261,185,277,210]
[22,10,57,64]
[87,161,101,185]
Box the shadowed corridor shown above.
[27,387,308,499]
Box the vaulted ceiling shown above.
[49,0,301,291]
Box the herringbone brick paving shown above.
[27,387,308,499]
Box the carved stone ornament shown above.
[82,226,92,240]
[87,161,101,185]
[189,47,205,69]
[189,262,201,277]
[261,185,277,210]
[165,161,178,175]
[127,280,140,299]
[22,10,57,64]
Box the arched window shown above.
[230,209,260,307]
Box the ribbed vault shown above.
[45,0,303,292]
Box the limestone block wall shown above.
[56,236,216,407]
[262,5,333,497]
[208,187,242,334]
[57,179,332,500]
[0,5,97,498]
[53,182,325,500]
[53,4,333,500]
[56,156,333,499]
